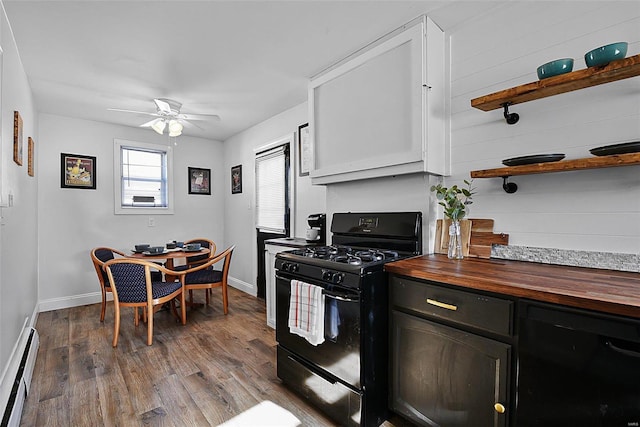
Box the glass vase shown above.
[448,220,463,259]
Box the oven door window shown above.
[276,275,361,389]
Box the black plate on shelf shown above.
[589,141,640,156]
[502,154,565,167]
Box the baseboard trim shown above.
[38,291,105,313]
[229,276,256,296]
[38,276,255,312]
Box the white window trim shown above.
[113,139,174,215]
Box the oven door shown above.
[276,272,361,389]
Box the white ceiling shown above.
[2,1,498,141]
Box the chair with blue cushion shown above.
[91,247,164,322]
[104,259,186,346]
[91,247,126,322]
[180,245,234,314]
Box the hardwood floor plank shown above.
[155,373,211,426]
[37,346,69,402]
[69,377,103,425]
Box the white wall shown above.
[448,1,640,254]
[223,102,326,294]
[37,114,226,308]
[0,2,39,390]
[325,2,640,256]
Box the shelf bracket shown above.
[502,103,519,125]
[502,176,518,193]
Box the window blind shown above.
[121,147,167,207]
[255,145,288,233]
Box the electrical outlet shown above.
[148,217,155,227]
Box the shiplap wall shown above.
[448,1,640,254]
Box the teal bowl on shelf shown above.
[537,58,574,80]
[584,42,628,67]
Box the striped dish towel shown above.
[288,280,325,346]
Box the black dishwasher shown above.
[517,300,640,427]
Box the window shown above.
[255,141,290,234]
[114,139,174,214]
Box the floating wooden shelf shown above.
[470,153,640,193]
[471,53,640,112]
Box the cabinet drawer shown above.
[390,276,513,337]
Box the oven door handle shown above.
[324,290,360,303]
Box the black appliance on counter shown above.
[305,213,327,244]
[275,212,422,427]
[516,300,640,426]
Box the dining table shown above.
[127,247,211,270]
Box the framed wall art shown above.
[61,153,96,189]
[231,164,242,194]
[28,137,34,177]
[298,123,311,176]
[13,111,23,166]
[188,167,211,195]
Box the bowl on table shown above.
[536,58,574,80]
[147,246,165,254]
[184,243,202,252]
[166,242,177,249]
[173,241,184,248]
[135,244,150,252]
[584,42,628,67]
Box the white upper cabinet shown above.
[308,16,446,185]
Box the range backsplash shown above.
[491,245,639,273]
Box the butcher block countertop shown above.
[384,254,640,319]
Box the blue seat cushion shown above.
[119,281,181,303]
[185,269,223,285]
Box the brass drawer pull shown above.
[426,298,458,311]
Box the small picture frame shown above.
[298,123,310,176]
[28,137,34,177]
[231,164,242,194]
[13,111,23,166]
[61,153,96,189]
[188,167,211,195]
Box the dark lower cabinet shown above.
[390,276,512,427]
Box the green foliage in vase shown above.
[430,179,476,221]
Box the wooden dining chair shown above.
[104,259,186,347]
[177,238,217,269]
[91,247,126,322]
[180,245,234,314]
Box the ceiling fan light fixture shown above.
[168,120,183,137]
[151,119,166,135]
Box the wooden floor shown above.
[20,287,410,427]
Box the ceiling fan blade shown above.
[108,108,162,117]
[140,118,163,127]
[181,118,204,130]
[154,98,172,114]
[180,113,221,122]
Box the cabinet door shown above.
[308,15,445,184]
[391,310,510,427]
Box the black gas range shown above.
[275,212,422,427]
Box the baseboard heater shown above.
[1,327,39,427]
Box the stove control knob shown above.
[281,262,291,272]
[290,263,299,272]
[332,273,344,284]
[322,270,334,281]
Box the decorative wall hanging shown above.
[61,153,96,189]
[231,165,242,194]
[13,111,23,166]
[188,167,211,195]
[298,123,311,176]
[28,137,35,177]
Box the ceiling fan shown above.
[108,98,221,137]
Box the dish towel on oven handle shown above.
[288,280,325,346]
